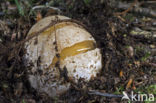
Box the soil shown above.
[0,0,155,103]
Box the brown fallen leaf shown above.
[119,70,123,77]
[126,75,134,89]
[36,11,42,22]
[132,82,136,90]
[126,78,133,89]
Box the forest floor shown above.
[0,0,155,103]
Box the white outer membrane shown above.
[24,15,102,97]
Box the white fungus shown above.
[24,15,102,97]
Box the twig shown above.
[142,62,156,68]
[143,1,156,4]
[88,90,123,98]
[113,1,156,18]
[115,0,138,16]
[0,12,4,16]
[130,27,156,43]
[31,5,61,13]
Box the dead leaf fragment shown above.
[36,12,42,22]
[119,70,123,77]
[126,78,133,89]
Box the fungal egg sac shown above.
[24,15,102,97]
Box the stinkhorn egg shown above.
[24,15,102,97]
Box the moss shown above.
[83,0,92,5]
[141,51,151,62]
[114,86,124,94]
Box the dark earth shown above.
[0,0,156,103]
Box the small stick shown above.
[0,12,4,16]
[88,90,123,98]
[113,1,156,18]
[31,5,61,14]
[115,0,138,16]
[142,62,156,68]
